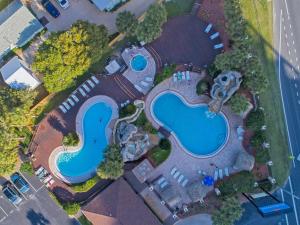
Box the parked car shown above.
[56,0,70,9]
[10,173,30,193]
[2,183,22,205]
[41,0,60,18]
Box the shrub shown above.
[159,138,171,150]
[251,130,266,149]
[134,112,157,134]
[20,161,34,175]
[255,147,270,164]
[119,104,136,118]
[63,202,80,215]
[71,176,100,192]
[228,94,249,114]
[149,147,170,166]
[63,132,79,146]
[116,11,138,35]
[246,109,265,131]
[196,80,209,95]
[78,215,93,225]
[154,64,176,85]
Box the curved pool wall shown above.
[49,96,118,184]
[150,91,229,158]
[130,54,148,72]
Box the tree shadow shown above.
[26,209,50,225]
[47,115,69,135]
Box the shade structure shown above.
[202,176,214,186]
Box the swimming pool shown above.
[55,101,113,181]
[131,54,147,71]
[151,92,228,157]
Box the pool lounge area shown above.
[49,96,119,184]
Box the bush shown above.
[71,176,100,192]
[206,63,221,78]
[116,11,138,35]
[134,112,157,134]
[251,130,266,149]
[159,138,171,150]
[149,147,170,166]
[20,161,34,175]
[63,132,79,146]
[218,171,255,196]
[119,104,136,118]
[154,64,176,85]
[196,80,209,95]
[228,94,249,114]
[63,202,80,215]
[255,147,270,164]
[246,109,265,131]
[78,215,93,225]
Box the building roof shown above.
[82,178,162,225]
[91,0,121,11]
[0,56,40,89]
[0,0,43,57]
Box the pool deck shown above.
[144,72,246,204]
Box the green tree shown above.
[0,88,37,174]
[136,4,167,43]
[212,196,244,225]
[228,94,249,114]
[116,11,138,35]
[97,145,124,179]
[246,109,265,131]
[196,80,209,95]
[63,132,79,146]
[33,21,109,92]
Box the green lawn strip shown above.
[70,176,100,192]
[240,0,290,185]
[78,215,93,225]
[0,0,13,11]
[164,0,195,18]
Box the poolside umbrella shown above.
[202,175,214,186]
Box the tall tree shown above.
[116,11,138,35]
[33,21,109,93]
[136,3,167,43]
[0,88,37,174]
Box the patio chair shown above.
[43,174,53,184]
[145,76,153,82]
[214,170,218,181]
[91,75,99,84]
[82,84,91,92]
[62,102,70,110]
[204,23,213,33]
[46,179,55,188]
[173,73,177,82]
[182,178,189,187]
[181,71,186,80]
[157,176,166,185]
[35,166,45,176]
[59,105,67,114]
[173,171,180,179]
[37,169,48,180]
[186,71,191,81]
[141,81,149,87]
[160,181,168,189]
[79,88,86,97]
[67,98,75,107]
[219,169,223,180]
[170,167,177,176]
[210,32,220,40]
[71,94,79,102]
[87,79,95,88]
[178,175,184,183]
[214,43,224,49]
[224,167,229,176]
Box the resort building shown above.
[0,56,41,89]
[0,0,43,58]
[81,177,162,225]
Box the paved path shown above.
[174,214,212,225]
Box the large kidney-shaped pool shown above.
[56,101,113,181]
[151,92,228,157]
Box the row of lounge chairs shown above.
[58,75,99,114]
[214,167,230,181]
[134,76,154,93]
[35,166,55,188]
[173,71,191,82]
[170,167,189,187]
[204,23,224,50]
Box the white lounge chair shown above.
[181,71,186,80]
[178,175,184,183]
[43,175,52,184]
[67,98,75,106]
[91,75,99,84]
[210,32,220,40]
[134,84,143,92]
[78,88,86,97]
[214,43,224,49]
[46,179,55,188]
[214,170,218,181]
[62,102,70,110]
[219,169,223,180]
[224,167,229,176]
[173,171,180,179]
[171,167,177,176]
[71,94,79,102]
[59,105,67,113]
[157,177,165,185]
[145,76,153,82]
[87,79,95,88]
[141,81,149,87]
[182,178,189,187]
[173,73,177,82]
[160,181,168,189]
[35,166,45,176]
[205,23,213,33]
[186,71,191,80]
[82,84,91,92]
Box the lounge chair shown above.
[35,166,45,176]
[87,79,95,88]
[67,98,75,107]
[219,169,223,179]
[198,170,202,175]
[46,179,55,188]
[71,94,79,102]
[134,84,143,92]
[178,175,184,183]
[126,100,130,104]
[186,71,191,81]
[214,170,218,181]
[91,75,99,84]
[160,181,168,189]
[224,167,229,176]
[82,84,91,92]
[157,176,166,185]
[182,178,189,187]
[38,169,48,179]
[171,167,177,176]
[181,71,186,80]
[173,171,180,179]
[214,43,224,49]
[141,81,149,87]
[177,72,182,81]
[204,23,213,33]
[79,88,86,97]
[43,174,52,184]
[145,76,153,82]
[173,73,177,82]
[59,105,67,113]
[210,32,220,40]
[62,102,70,110]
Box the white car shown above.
[56,0,70,9]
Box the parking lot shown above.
[0,173,79,225]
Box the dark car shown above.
[41,0,60,18]
[2,183,22,205]
[10,173,30,193]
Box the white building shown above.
[0,56,40,89]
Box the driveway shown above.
[0,173,79,225]
[29,0,156,33]
[175,214,212,225]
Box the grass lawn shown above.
[78,215,92,225]
[0,0,12,11]
[240,0,290,186]
[149,147,170,166]
[164,0,195,18]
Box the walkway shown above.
[174,214,212,225]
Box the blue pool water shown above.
[152,93,228,156]
[56,102,112,178]
[131,54,147,71]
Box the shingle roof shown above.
[0,0,43,57]
[82,178,162,225]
